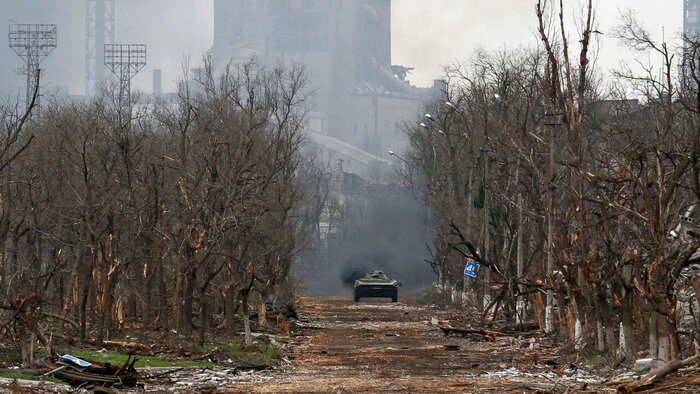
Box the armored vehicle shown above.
[353,270,400,302]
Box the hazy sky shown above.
[123,0,684,91]
[392,0,683,87]
[0,1,685,95]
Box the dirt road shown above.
[232,296,610,393]
[6,297,698,393]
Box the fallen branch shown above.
[513,382,583,393]
[41,312,80,330]
[438,325,509,339]
[98,339,156,351]
[621,354,699,392]
[193,347,219,361]
[140,367,184,380]
[642,374,700,393]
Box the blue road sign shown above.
[464,259,480,278]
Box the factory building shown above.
[212,0,436,159]
[686,0,700,38]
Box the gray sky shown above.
[124,0,686,91]
[392,0,683,86]
[0,1,685,95]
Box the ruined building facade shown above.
[686,0,700,38]
[212,0,434,159]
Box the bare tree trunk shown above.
[79,271,90,340]
[95,238,116,345]
[225,286,238,330]
[545,122,555,334]
[620,306,635,361]
[242,296,252,348]
[657,313,670,362]
[198,296,208,346]
[172,255,187,332]
[597,290,615,354]
[566,295,577,342]
[596,317,605,352]
[21,332,36,368]
[619,265,636,361]
[453,280,464,306]
[182,261,195,335]
[482,148,490,313]
[516,194,525,325]
[534,292,545,329]
[605,321,617,359]
[0,244,4,298]
[259,298,268,328]
[141,259,154,328]
[649,312,660,360]
[95,260,109,344]
[666,299,681,361]
[577,270,593,347]
[151,259,165,329]
[62,258,80,326]
[692,276,700,308]
[556,289,568,337]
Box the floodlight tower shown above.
[104,44,146,106]
[86,0,115,95]
[8,24,57,115]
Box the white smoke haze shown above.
[0,1,683,96]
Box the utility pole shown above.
[9,24,57,116]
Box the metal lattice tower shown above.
[8,24,57,115]
[104,44,146,106]
[86,0,115,95]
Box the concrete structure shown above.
[212,0,435,159]
[309,131,390,182]
[686,0,700,38]
[152,69,162,96]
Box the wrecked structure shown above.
[685,0,700,38]
[212,0,438,159]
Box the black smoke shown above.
[299,181,435,296]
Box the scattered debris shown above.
[140,367,184,380]
[295,321,323,330]
[613,354,700,392]
[632,357,657,372]
[17,297,699,393]
[37,354,138,388]
[513,382,590,392]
